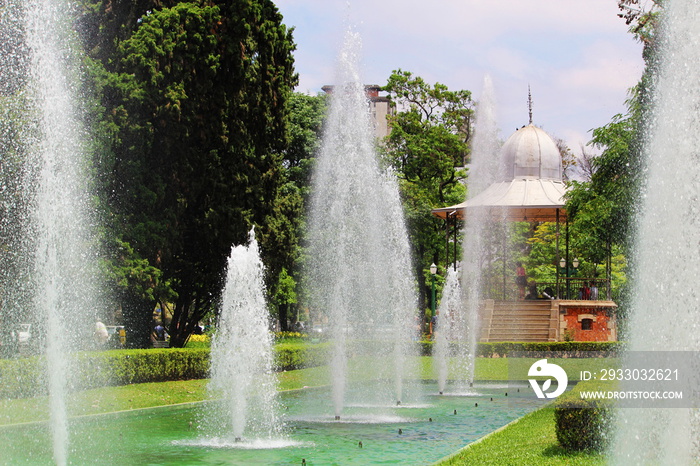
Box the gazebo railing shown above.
[482,277,612,301]
[554,277,610,300]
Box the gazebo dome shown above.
[501,124,562,181]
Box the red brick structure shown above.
[479,299,617,342]
[560,306,616,342]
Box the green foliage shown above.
[0,91,35,343]
[0,355,43,399]
[567,113,640,251]
[526,222,558,282]
[274,342,331,371]
[184,333,210,348]
[263,92,325,330]
[554,398,614,452]
[0,342,333,399]
[82,0,298,346]
[100,238,170,302]
[417,341,623,357]
[282,92,327,197]
[274,331,307,341]
[383,70,474,311]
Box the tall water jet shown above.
[306,28,418,417]
[612,0,700,463]
[442,76,501,392]
[433,267,462,394]
[17,0,99,463]
[207,229,284,443]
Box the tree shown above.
[83,1,297,346]
[564,2,662,333]
[382,70,474,314]
[265,92,326,330]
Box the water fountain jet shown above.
[206,228,285,445]
[306,27,418,418]
[613,1,700,462]
[2,0,103,463]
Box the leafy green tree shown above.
[266,92,325,330]
[83,1,297,347]
[382,70,473,313]
[564,2,662,333]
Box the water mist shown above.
[613,1,700,463]
[435,76,501,393]
[18,1,99,463]
[207,229,284,444]
[306,28,418,418]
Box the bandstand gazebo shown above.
[432,123,617,342]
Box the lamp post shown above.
[560,258,579,298]
[430,263,437,317]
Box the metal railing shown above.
[482,277,612,301]
[555,277,610,300]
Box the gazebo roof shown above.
[432,178,568,221]
[432,124,568,222]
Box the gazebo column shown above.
[444,214,451,270]
[556,209,561,299]
[565,214,571,299]
[502,222,507,300]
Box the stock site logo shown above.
[528,359,568,399]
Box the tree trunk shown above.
[121,292,154,349]
[279,303,289,332]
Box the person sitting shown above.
[525,282,539,300]
[542,286,555,300]
[154,323,166,341]
[580,283,591,300]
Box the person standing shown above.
[430,310,439,339]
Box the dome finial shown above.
[527,85,533,125]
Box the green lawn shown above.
[436,405,606,465]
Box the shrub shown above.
[274,331,308,341]
[417,341,623,358]
[0,356,44,399]
[74,348,210,388]
[0,342,334,399]
[274,342,331,371]
[185,334,211,348]
[554,398,613,451]
[477,341,624,358]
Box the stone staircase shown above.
[480,300,558,342]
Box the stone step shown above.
[491,311,551,318]
[489,331,549,341]
[489,323,551,329]
[484,337,552,342]
[481,300,558,343]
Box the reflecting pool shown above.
[0,382,542,465]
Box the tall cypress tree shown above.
[81,0,297,346]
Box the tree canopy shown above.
[382,70,474,313]
[81,0,298,346]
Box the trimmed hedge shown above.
[419,340,624,357]
[274,342,331,371]
[0,343,331,400]
[554,398,614,451]
[552,379,616,452]
[0,341,620,399]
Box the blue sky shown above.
[274,0,645,153]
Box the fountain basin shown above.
[0,382,542,465]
